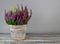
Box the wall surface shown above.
[0,0,60,33]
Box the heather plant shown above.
[5,5,32,25]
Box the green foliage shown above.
[5,19,27,25]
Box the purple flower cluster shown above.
[5,5,32,25]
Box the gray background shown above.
[0,0,60,33]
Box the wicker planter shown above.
[9,25,27,40]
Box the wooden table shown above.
[0,33,60,44]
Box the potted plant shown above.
[5,5,32,40]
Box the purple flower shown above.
[5,13,8,20]
[5,5,32,25]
